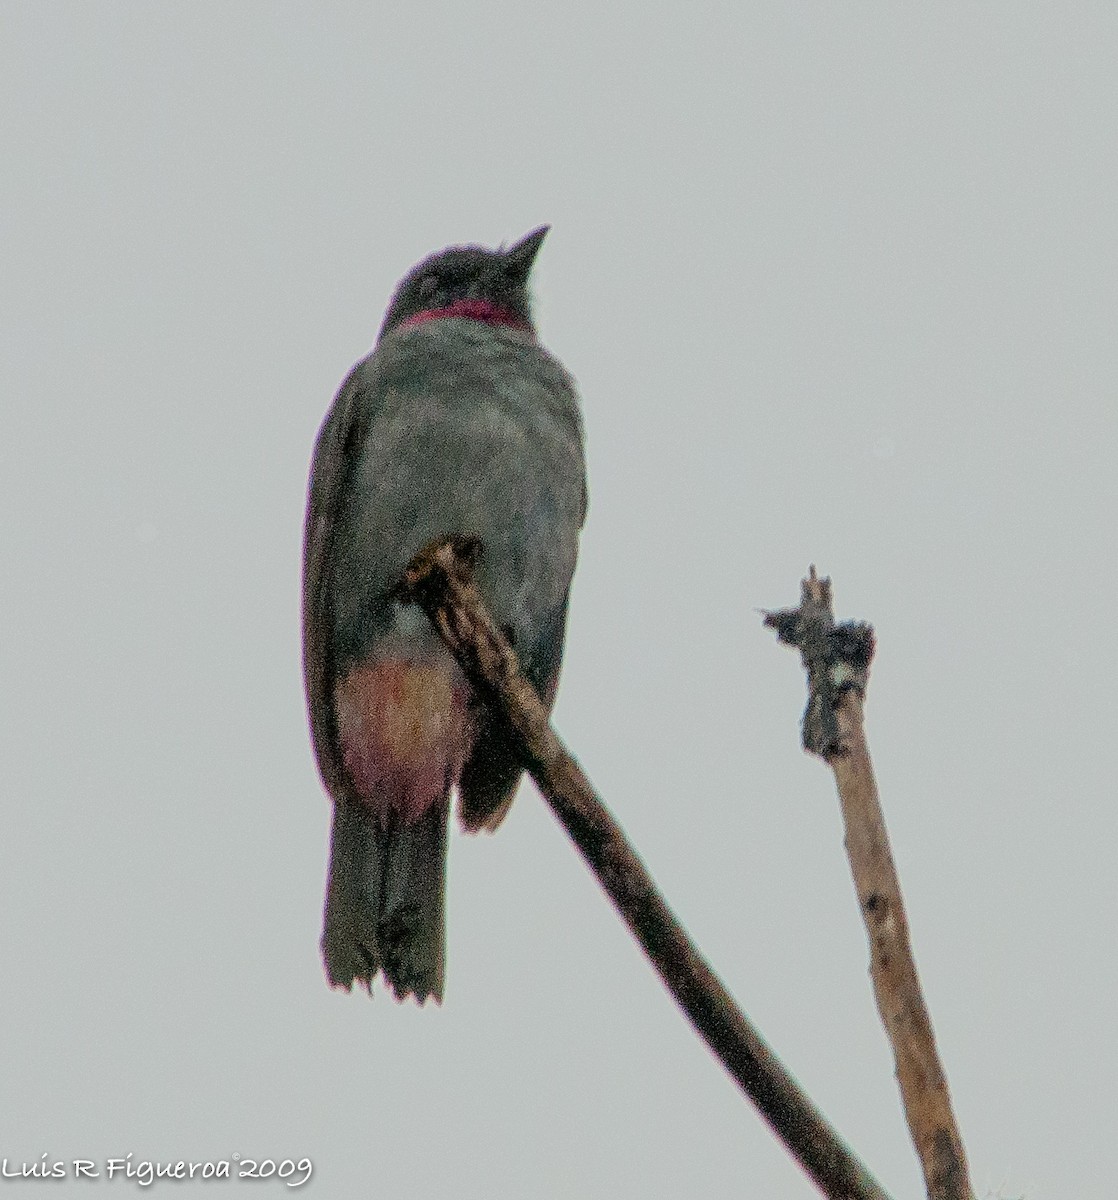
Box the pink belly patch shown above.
[333,658,474,826]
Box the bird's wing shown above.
[302,369,369,798]
[458,590,572,832]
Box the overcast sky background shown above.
[2,4,1116,1197]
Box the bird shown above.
[302,227,587,1003]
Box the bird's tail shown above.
[322,796,448,1003]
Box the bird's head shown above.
[378,226,549,339]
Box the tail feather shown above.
[321,798,384,989]
[322,797,448,1004]
[380,800,448,1000]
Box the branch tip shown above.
[763,568,874,759]
[399,535,484,603]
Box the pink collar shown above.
[397,298,532,334]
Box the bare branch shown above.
[765,567,974,1200]
[400,538,893,1200]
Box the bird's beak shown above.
[503,225,550,280]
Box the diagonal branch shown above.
[399,536,893,1200]
[765,567,974,1200]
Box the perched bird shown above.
[302,227,587,1003]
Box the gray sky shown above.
[2,3,1116,1196]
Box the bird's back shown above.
[325,318,586,678]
